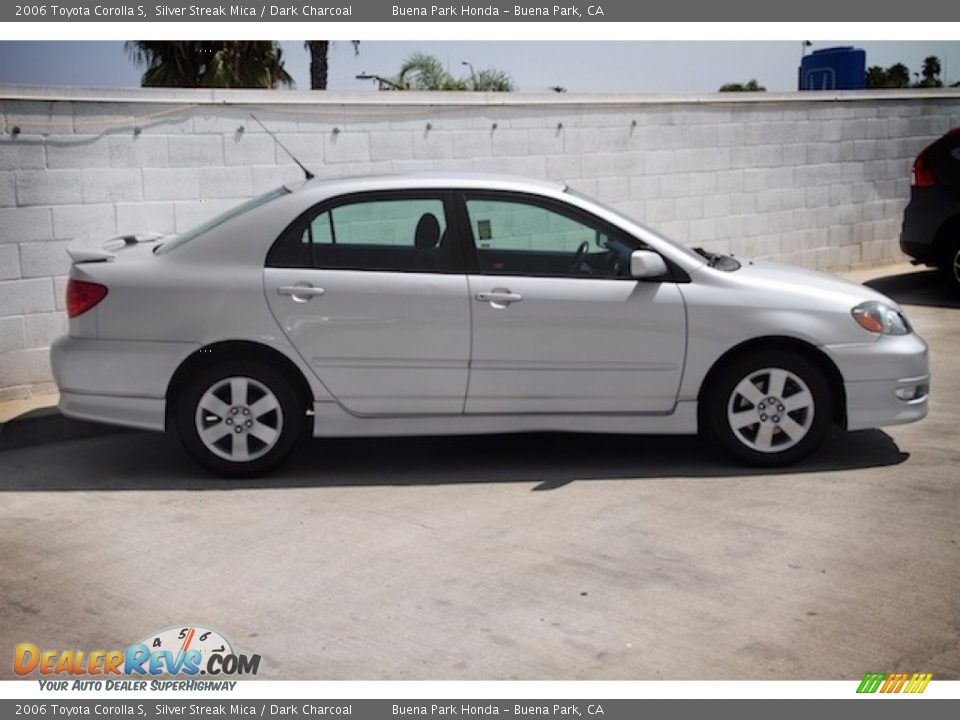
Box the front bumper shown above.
[823,333,930,431]
[51,335,199,432]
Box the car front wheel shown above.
[704,350,833,467]
[176,360,306,478]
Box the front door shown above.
[264,191,470,416]
[460,192,687,414]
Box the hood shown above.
[728,259,897,311]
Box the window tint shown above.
[464,196,636,278]
[270,195,456,272]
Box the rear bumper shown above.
[899,187,959,264]
[51,335,199,432]
[823,333,930,431]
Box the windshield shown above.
[565,188,705,265]
[155,187,290,255]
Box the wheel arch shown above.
[165,340,314,431]
[697,336,848,429]
[933,214,960,267]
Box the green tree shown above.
[865,65,888,88]
[387,52,515,91]
[918,55,943,87]
[719,79,766,92]
[126,42,292,89]
[886,63,911,88]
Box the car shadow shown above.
[864,268,960,309]
[0,427,908,492]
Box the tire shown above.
[176,359,306,478]
[938,239,960,295]
[703,349,833,467]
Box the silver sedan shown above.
[51,173,930,477]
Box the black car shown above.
[900,127,960,293]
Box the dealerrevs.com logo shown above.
[14,625,261,681]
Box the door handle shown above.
[475,290,523,307]
[278,284,325,301]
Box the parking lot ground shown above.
[0,264,957,680]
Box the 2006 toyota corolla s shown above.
[51,173,930,477]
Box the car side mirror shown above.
[630,250,668,280]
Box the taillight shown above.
[911,152,936,187]
[66,279,108,318]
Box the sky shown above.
[0,40,958,93]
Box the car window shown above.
[464,196,636,278]
[269,195,456,272]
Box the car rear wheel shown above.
[176,360,306,478]
[704,350,833,467]
[939,240,960,294]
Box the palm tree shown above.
[304,40,360,90]
[388,52,514,91]
[886,63,911,88]
[919,56,943,87]
[126,42,293,89]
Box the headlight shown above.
[851,301,912,335]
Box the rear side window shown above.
[268,194,459,272]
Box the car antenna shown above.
[250,113,314,180]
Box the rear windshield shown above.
[155,187,290,255]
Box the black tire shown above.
[175,359,306,478]
[938,239,960,295]
[702,349,834,467]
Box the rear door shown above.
[264,190,471,416]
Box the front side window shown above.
[268,194,456,272]
[464,195,637,278]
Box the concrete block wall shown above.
[1,86,959,399]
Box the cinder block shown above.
[199,167,254,200]
[251,165,303,194]
[116,202,176,235]
[491,129,528,157]
[703,194,731,218]
[0,243,19,280]
[109,135,168,168]
[144,168,199,201]
[527,128,565,156]
[0,143,45,171]
[45,136,110,169]
[173,199,237,233]
[0,277,55,315]
[545,155,581,181]
[472,155,545,177]
[0,207,53,243]
[23,312,67,348]
[566,178,598,196]
[0,347,53,386]
[562,128,599,155]
[582,152,642,179]
[136,104,194,135]
[452,131,492,160]
[597,177,629,203]
[325,133,370,164]
[20,241,72,278]
[52,205,116,241]
[53,275,67,311]
[271,134,324,166]
[16,170,82,206]
[82,168,143,203]
[411,132,453,162]
[71,102,136,134]
[0,316,26,353]
[644,198,676,223]
[371,132,415,162]
[0,171,14,207]
[168,135,224,167]
[594,127,631,153]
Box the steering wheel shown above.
[569,241,590,274]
